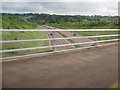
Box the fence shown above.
[1,29,119,60]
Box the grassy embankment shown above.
[2,16,51,56]
[47,21,118,43]
[28,14,119,43]
[46,20,118,42]
[47,23,118,44]
[47,22,118,29]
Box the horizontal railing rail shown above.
[1,29,119,60]
[1,39,118,53]
[2,42,119,60]
[1,34,119,43]
[1,29,118,32]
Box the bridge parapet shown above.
[1,29,119,60]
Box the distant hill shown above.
[2,15,37,29]
[1,13,119,29]
[28,13,119,29]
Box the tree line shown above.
[2,13,119,29]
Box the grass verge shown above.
[2,30,51,56]
[56,31,81,48]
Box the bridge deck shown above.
[3,44,118,88]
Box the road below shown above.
[22,18,75,51]
[3,44,118,88]
[22,18,94,50]
[39,25,75,50]
[60,31,94,46]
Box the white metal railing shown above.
[0,39,118,53]
[1,29,119,60]
[0,34,118,43]
[2,42,118,60]
[1,29,118,32]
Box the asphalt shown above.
[2,44,118,88]
[46,31,75,50]
[60,31,94,46]
[39,25,94,50]
[39,25,75,50]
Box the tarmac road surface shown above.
[39,25,75,50]
[3,44,118,88]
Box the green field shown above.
[2,32,51,55]
[47,22,118,29]
[2,31,51,56]
[2,16,37,29]
[2,16,51,56]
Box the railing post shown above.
[50,32,56,51]
[96,31,99,45]
[94,30,99,46]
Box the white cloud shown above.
[2,0,120,2]
[2,2,118,16]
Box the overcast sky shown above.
[1,0,119,16]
